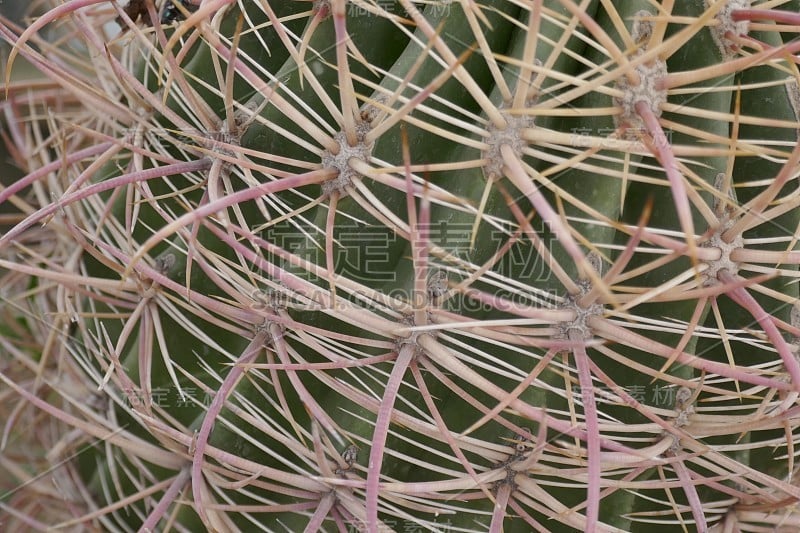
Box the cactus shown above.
[4,0,800,531]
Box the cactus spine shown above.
[4,1,800,531]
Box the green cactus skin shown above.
[4,1,800,532]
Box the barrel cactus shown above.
[4,0,800,531]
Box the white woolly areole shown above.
[700,225,743,286]
[787,80,800,136]
[631,10,654,44]
[614,57,668,130]
[321,121,374,196]
[556,292,604,340]
[707,0,751,58]
[555,254,604,340]
[482,103,536,180]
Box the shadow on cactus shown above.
[3,0,800,531]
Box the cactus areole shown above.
[5,1,800,532]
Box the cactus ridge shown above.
[3,1,800,532]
